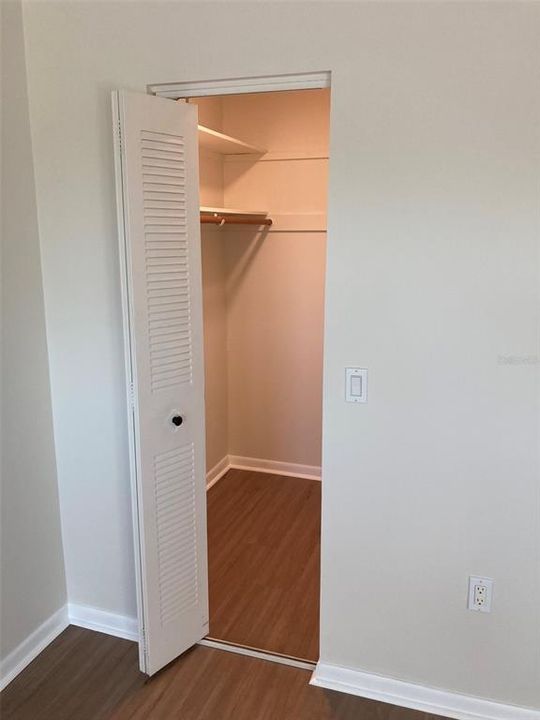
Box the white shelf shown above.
[200,206,269,217]
[198,125,266,156]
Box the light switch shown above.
[350,375,363,397]
[346,367,367,403]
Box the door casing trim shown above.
[148,71,331,99]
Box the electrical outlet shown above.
[468,576,493,613]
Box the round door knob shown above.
[171,415,183,427]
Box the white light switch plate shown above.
[345,367,368,403]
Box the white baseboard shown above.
[310,662,540,720]
[206,455,231,489]
[68,603,138,642]
[205,455,321,487]
[0,605,69,691]
[228,455,321,481]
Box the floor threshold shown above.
[199,637,317,671]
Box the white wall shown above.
[21,1,540,710]
[1,0,66,662]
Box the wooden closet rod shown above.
[200,214,273,226]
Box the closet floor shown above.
[207,468,321,661]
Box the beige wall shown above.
[225,229,326,465]
[200,90,327,470]
[223,89,330,157]
[196,97,229,472]
[196,96,225,210]
[222,90,328,466]
[1,0,66,663]
[201,227,229,471]
[198,90,328,469]
[21,1,540,710]
[191,96,223,132]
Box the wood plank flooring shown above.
[207,469,321,660]
[0,626,448,720]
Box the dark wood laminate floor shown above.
[207,469,321,660]
[0,626,449,720]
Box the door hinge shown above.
[129,381,135,409]
[140,625,149,669]
[116,119,123,152]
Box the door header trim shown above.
[148,71,331,99]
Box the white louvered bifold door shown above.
[112,90,208,676]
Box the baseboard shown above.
[0,605,69,691]
[228,455,321,481]
[206,455,231,490]
[68,603,138,642]
[310,662,540,720]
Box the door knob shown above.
[171,415,184,427]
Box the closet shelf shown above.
[198,125,266,156]
[200,207,272,226]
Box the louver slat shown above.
[142,130,193,391]
[154,443,198,625]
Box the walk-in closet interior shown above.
[192,89,330,661]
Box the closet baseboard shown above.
[0,605,69,690]
[206,456,231,489]
[68,603,138,642]
[206,455,321,489]
[228,455,321,481]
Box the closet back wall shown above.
[199,91,329,472]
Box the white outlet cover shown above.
[468,576,494,613]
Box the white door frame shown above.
[148,70,331,99]
[121,70,331,669]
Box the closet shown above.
[112,84,329,675]
[194,89,330,661]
